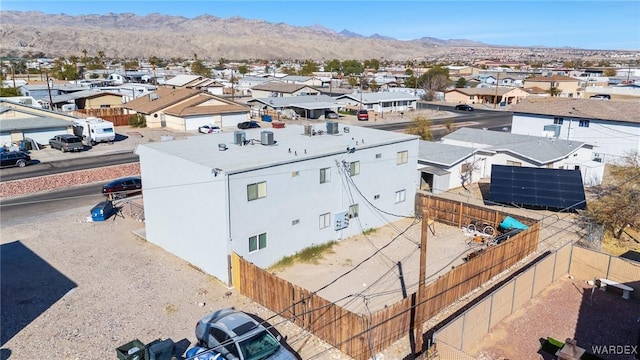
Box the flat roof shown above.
[137,123,418,174]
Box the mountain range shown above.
[0,11,492,60]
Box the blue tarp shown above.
[499,216,529,231]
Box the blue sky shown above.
[2,1,639,50]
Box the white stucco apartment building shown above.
[509,98,640,163]
[135,123,419,284]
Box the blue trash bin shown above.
[262,115,272,122]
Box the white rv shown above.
[73,117,116,145]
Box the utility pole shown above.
[493,72,500,109]
[45,70,54,110]
[415,209,429,352]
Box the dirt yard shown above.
[471,276,640,360]
[273,217,474,315]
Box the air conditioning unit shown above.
[261,131,274,145]
[326,121,339,135]
[234,131,246,145]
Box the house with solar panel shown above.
[134,123,419,284]
[510,98,640,164]
[417,127,602,194]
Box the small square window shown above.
[553,117,564,125]
[249,232,267,252]
[320,168,331,183]
[319,213,331,229]
[395,189,406,203]
[247,181,267,201]
[291,171,299,177]
[397,151,408,165]
[375,153,382,159]
[292,219,300,225]
[579,120,590,127]
[349,161,360,176]
[374,194,380,200]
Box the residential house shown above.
[281,75,323,87]
[164,74,207,88]
[509,98,640,163]
[250,82,320,98]
[445,87,529,106]
[523,75,581,98]
[135,123,419,284]
[19,82,87,103]
[235,76,276,96]
[0,100,77,145]
[334,92,418,116]
[123,87,249,130]
[424,127,602,188]
[48,89,125,111]
[246,95,338,120]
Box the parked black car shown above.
[237,121,261,129]
[0,151,31,168]
[454,104,474,111]
[102,176,142,196]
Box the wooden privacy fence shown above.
[415,194,538,229]
[77,108,132,126]
[232,195,540,359]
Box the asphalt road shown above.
[0,182,110,226]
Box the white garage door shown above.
[24,128,68,145]
[221,113,250,128]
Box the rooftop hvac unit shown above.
[234,131,246,145]
[304,124,313,136]
[218,143,228,151]
[326,121,339,134]
[261,131,274,145]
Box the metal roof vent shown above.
[218,143,228,151]
[261,131,274,145]
[234,131,246,145]
[344,126,350,133]
[326,121,339,135]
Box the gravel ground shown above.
[0,209,346,360]
[472,276,640,360]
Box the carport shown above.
[0,117,74,147]
[290,101,340,120]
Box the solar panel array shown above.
[489,165,586,210]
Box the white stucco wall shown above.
[136,146,231,283]
[512,114,640,163]
[227,140,419,269]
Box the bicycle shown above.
[467,220,495,236]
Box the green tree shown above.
[128,113,147,128]
[404,75,418,89]
[369,79,380,92]
[299,60,318,76]
[455,77,467,88]
[603,68,617,77]
[238,64,249,76]
[341,60,364,76]
[406,116,433,141]
[546,86,562,97]
[191,59,212,78]
[348,76,358,88]
[585,152,640,241]
[124,59,139,70]
[326,59,341,74]
[363,59,380,71]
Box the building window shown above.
[506,160,522,167]
[249,232,267,252]
[348,204,359,218]
[395,190,406,203]
[320,168,331,183]
[579,120,590,127]
[374,194,380,200]
[375,153,382,159]
[291,171,299,177]
[292,219,300,225]
[319,213,331,229]
[397,151,408,165]
[553,117,564,125]
[349,161,360,176]
[247,181,267,201]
